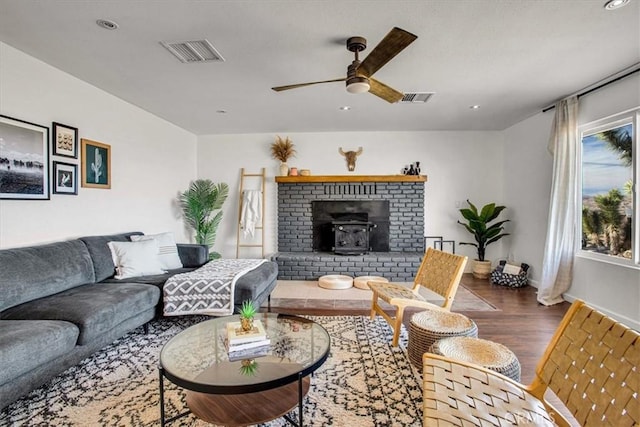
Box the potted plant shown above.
[458,200,510,279]
[178,179,229,259]
[270,136,296,176]
[239,300,257,331]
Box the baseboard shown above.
[563,293,640,331]
[527,278,539,288]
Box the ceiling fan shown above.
[271,27,417,103]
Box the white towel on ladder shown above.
[240,190,262,238]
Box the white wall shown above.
[0,43,198,248]
[502,112,554,283]
[571,74,640,329]
[197,131,506,265]
[504,73,640,329]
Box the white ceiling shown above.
[0,0,638,135]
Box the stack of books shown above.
[225,319,270,360]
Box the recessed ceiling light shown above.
[469,105,481,110]
[339,106,351,111]
[96,19,119,30]
[604,0,630,10]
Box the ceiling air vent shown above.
[401,92,434,103]
[160,39,225,63]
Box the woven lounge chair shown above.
[423,299,640,426]
[368,247,468,347]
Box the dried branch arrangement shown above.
[270,136,296,163]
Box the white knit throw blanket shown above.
[163,258,266,316]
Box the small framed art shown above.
[52,122,78,158]
[0,115,50,200]
[52,161,78,195]
[81,138,111,189]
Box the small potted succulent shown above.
[239,300,257,331]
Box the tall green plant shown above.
[582,207,603,247]
[179,179,229,259]
[458,200,510,261]
[594,188,624,255]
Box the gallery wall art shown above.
[52,161,78,195]
[52,122,78,159]
[0,115,49,200]
[81,138,111,189]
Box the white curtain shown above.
[538,96,579,306]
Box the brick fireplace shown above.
[272,175,427,281]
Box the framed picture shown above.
[81,139,111,189]
[0,115,49,200]
[52,161,78,195]
[52,122,78,159]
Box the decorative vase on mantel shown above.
[279,162,289,176]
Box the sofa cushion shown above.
[234,261,278,305]
[0,240,95,312]
[100,267,196,288]
[79,232,143,282]
[1,283,159,345]
[176,244,209,268]
[131,232,183,270]
[108,240,166,279]
[0,320,79,385]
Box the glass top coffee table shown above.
[159,313,330,427]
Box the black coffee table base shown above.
[159,367,310,427]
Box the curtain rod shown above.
[542,65,640,113]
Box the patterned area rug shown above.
[1,316,422,427]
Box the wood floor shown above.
[267,273,571,384]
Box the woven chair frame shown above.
[368,247,468,346]
[413,248,467,307]
[423,300,640,427]
[533,302,639,427]
[423,356,554,426]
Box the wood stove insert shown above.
[312,200,390,254]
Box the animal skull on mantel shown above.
[339,147,363,171]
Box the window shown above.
[579,108,638,267]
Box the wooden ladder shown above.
[236,168,266,258]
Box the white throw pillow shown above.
[108,240,166,279]
[131,232,183,270]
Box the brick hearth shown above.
[272,175,427,281]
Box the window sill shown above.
[576,251,640,270]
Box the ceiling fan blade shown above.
[357,27,417,78]
[272,78,346,92]
[368,78,404,103]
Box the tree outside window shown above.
[581,112,636,265]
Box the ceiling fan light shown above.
[346,77,370,94]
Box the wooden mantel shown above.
[275,175,427,183]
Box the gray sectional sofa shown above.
[0,231,278,410]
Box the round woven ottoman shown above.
[318,274,353,290]
[408,310,478,370]
[353,275,388,290]
[429,336,521,382]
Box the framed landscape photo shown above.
[0,115,50,200]
[52,161,78,195]
[81,139,111,189]
[52,122,78,158]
